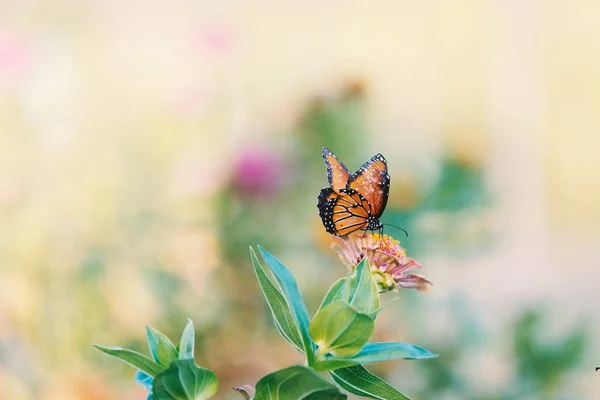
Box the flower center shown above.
[372,233,406,258]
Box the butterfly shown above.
[317,147,390,236]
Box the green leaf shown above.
[178,319,195,359]
[152,359,218,400]
[309,301,374,358]
[254,365,347,400]
[330,365,411,400]
[258,246,315,365]
[256,246,316,362]
[146,326,179,367]
[316,342,438,371]
[347,258,379,315]
[250,248,304,351]
[317,278,349,313]
[356,342,437,361]
[94,345,163,377]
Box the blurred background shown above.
[1,1,599,399]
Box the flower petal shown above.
[396,274,433,291]
[330,234,363,268]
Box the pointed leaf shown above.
[347,258,379,315]
[353,342,437,361]
[94,345,163,376]
[330,365,411,400]
[178,319,195,359]
[152,359,218,400]
[309,301,374,358]
[316,342,437,371]
[250,248,303,351]
[317,278,349,314]
[146,326,179,367]
[257,246,316,363]
[254,365,346,400]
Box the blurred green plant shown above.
[413,306,587,400]
[295,82,367,172]
[424,153,489,212]
[385,153,493,257]
[511,310,586,398]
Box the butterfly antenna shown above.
[382,223,409,237]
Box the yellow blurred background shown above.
[1,1,599,399]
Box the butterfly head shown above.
[367,216,383,232]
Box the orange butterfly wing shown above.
[346,153,389,218]
[330,189,371,235]
[318,188,371,235]
[322,147,350,193]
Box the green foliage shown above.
[309,301,374,359]
[316,263,396,318]
[316,259,379,316]
[97,239,437,400]
[153,359,218,400]
[178,319,195,360]
[315,342,437,371]
[256,247,316,360]
[146,325,179,367]
[254,365,347,400]
[250,245,436,398]
[346,258,380,315]
[317,277,349,313]
[513,310,586,397]
[93,345,163,377]
[250,247,305,352]
[330,365,411,400]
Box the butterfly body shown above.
[317,148,390,236]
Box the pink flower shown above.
[0,32,31,89]
[331,233,432,293]
[197,25,235,56]
[232,148,283,197]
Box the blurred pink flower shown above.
[197,25,235,56]
[232,148,283,197]
[0,32,31,89]
[331,233,432,293]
